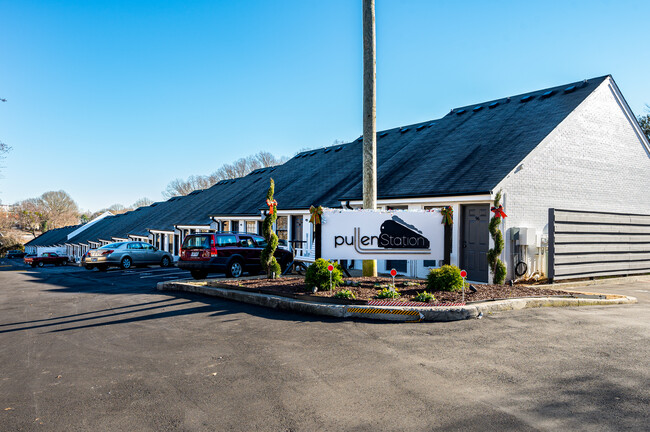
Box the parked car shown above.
[24,252,69,268]
[82,241,173,271]
[178,232,293,280]
[5,250,26,259]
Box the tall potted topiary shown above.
[488,191,507,284]
[260,179,282,279]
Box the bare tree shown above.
[14,199,46,237]
[163,151,288,198]
[163,175,213,199]
[12,191,79,235]
[132,197,153,208]
[40,190,80,229]
[0,142,10,157]
[107,203,130,214]
[0,97,9,178]
[638,104,650,141]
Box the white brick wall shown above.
[497,77,650,279]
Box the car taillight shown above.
[101,249,114,255]
[209,246,218,257]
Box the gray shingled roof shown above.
[340,75,609,199]
[24,224,81,247]
[63,75,609,244]
[185,75,608,216]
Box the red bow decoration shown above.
[439,206,453,225]
[266,199,277,215]
[491,205,507,218]
[309,205,323,225]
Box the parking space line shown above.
[140,272,188,279]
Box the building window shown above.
[221,221,230,232]
[386,260,407,273]
[276,216,288,240]
[246,221,257,233]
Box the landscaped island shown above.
[210,276,574,304]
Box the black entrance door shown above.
[291,215,303,245]
[461,204,489,282]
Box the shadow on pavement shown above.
[1,264,342,332]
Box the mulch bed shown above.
[210,276,574,304]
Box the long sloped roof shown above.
[189,75,609,218]
[24,224,81,247]
[341,75,609,199]
[64,75,608,243]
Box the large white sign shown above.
[320,209,444,260]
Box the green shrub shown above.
[333,289,356,300]
[305,258,343,291]
[426,265,464,292]
[375,287,400,299]
[413,291,436,303]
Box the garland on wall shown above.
[488,191,507,284]
[260,179,281,279]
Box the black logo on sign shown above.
[378,216,430,249]
[334,216,431,255]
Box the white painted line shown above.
[140,272,188,279]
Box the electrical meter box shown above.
[519,227,534,245]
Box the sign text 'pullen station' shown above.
[321,210,443,261]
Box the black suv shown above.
[5,250,26,259]
[178,232,293,280]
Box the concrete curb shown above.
[157,280,638,322]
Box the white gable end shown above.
[494,76,650,279]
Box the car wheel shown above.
[226,260,244,278]
[85,264,95,270]
[61,260,67,266]
[37,261,44,268]
[160,256,171,268]
[190,270,208,280]
[120,256,132,270]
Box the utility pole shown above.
[362,0,377,277]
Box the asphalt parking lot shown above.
[0,257,648,431]
[0,258,196,289]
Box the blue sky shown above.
[1,0,649,211]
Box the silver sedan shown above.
[83,241,173,271]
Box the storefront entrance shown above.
[460,204,490,282]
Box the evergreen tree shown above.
[260,179,281,279]
[487,191,507,284]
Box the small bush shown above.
[412,291,436,303]
[305,258,343,291]
[333,289,356,300]
[427,265,464,292]
[375,287,400,299]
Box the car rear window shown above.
[216,235,237,247]
[183,235,212,249]
[100,242,124,249]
